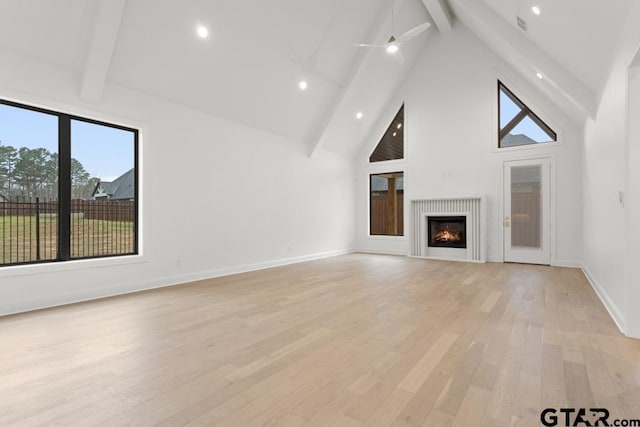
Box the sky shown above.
[0,103,134,181]
[499,91,551,143]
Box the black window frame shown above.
[0,98,139,266]
[497,80,557,148]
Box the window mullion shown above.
[499,109,528,140]
[57,115,71,261]
[526,112,557,141]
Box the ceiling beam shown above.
[449,0,597,119]
[308,1,432,157]
[422,0,453,34]
[632,46,640,68]
[306,46,368,157]
[307,2,391,157]
[77,0,127,103]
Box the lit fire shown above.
[434,228,462,243]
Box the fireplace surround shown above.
[409,197,485,262]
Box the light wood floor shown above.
[1,254,640,426]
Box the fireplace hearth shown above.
[428,216,467,249]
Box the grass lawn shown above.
[1,215,134,265]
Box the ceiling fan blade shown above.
[396,22,431,44]
[353,42,389,48]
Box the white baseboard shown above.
[355,249,408,256]
[553,260,583,268]
[169,248,355,283]
[581,265,626,335]
[407,255,486,264]
[0,249,354,317]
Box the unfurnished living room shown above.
[1,0,640,426]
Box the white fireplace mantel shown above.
[409,197,486,263]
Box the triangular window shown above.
[498,81,556,148]
[369,105,404,162]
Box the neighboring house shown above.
[91,169,135,200]
[500,133,538,147]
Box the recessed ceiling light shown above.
[397,123,402,129]
[393,132,397,137]
[298,80,308,91]
[536,72,543,79]
[532,6,541,15]
[386,44,399,54]
[196,25,209,39]
[356,112,363,119]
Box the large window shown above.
[498,81,556,148]
[0,99,138,267]
[370,172,403,236]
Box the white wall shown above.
[0,50,356,315]
[582,3,640,338]
[627,65,640,338]
[582,63,628,328]
[356,25,583,266]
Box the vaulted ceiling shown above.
[0,0,635,156]
[108,0,390,145]
[483,0,632,92]
[0,0,90,70]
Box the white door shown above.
[503,158,551,265]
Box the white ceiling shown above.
[107,0,389,143]
[0,0,90,70]
[482,0,633,92]
[316,0,432,156]
[0,0,436,152]
[0,0,634,152]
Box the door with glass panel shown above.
[503,158,550,265]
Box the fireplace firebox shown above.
[427,216,467,249]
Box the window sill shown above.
[493,140,561,154]
[367,235,407,240]
[0,254,148,278]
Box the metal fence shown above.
[1,198,135,266]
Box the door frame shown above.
[501,155,556,265]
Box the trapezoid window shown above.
[498,81,556,148]
[369,105,404,162]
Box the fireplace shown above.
[427,216,467,249]
[411,198,484,261]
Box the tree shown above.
[43,152,59,199]
[0,143,93,200]
[14,147,53,199]
[70,158,90,199]
[0,143,18,198]
[78,176,100,200]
